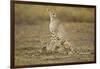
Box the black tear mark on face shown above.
[52,12,56,17]
[53,13,55,15]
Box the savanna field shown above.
[15,3,95,66]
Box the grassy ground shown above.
[15,4,95,66]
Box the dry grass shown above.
[15,3,95,66]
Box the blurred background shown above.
[15,3,95,24]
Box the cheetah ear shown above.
[47,8,51,14]
[47,8,56,13]
[47,8,51,12]
[47,8,54,14]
